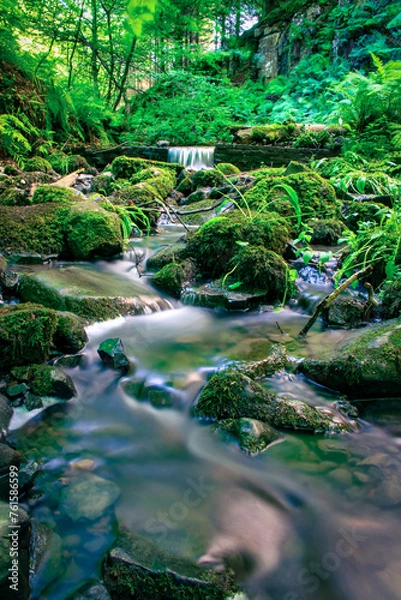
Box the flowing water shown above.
[10,228,401,600]
[168,147,215,170]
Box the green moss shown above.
[91,173,114,195]
[65,201,123,259]
[215,163,240,175]
[110,156,183,179]
[252,167,285,181]
[244,171,340,223]
[176,175,194,195]
[24,157,53,173]
[3,164,20,176]
[179,198,220,226]
[0,304,58,372]
[215,418,283,455]
[309,218,343,245]
[0,187,28,206]
[191,169,225,189]
[193,369,349,432]
[250,124,296,145]
[230,246,296,301]
[32,185,79,205]
[48,153,90,175]
[29,364,75,398]
[299,319,401,398]
[153,260,194,298]
[102,528,237,600]
[293,130,333,149]
[53,312,87,354]
[0,204,69,255]
[146,244,187,271]
[186,212,289,278]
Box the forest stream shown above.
[8,227,401,600]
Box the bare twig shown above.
[299,265,373,338]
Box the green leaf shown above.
[228,281,243,290]
[319,251,332,265]
[236,241,249,247]
[302,250,315,265]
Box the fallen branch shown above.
[176,201,223,215]
[299,265,373,338]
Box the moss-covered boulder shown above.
[91,173,115,195]
[381,274,401,319]
[29,365,76,399]
[65,200,123,259]
[116,168,176,205]
[18,266,171,323]
[178,198,221,226]
[299,319,401,398]
[215,418,283,455]
[102,528,237,600]
[0,304,87,373]
[0,204,68,255]
[0,304,58,372]
[146,244,187,271]
[24,157,53,173]
[229,246,296,301]
[176,174,194,196]
[32,185,79,205]
[153,260,195,298]
[309,219,343,245]
[186,213,289,278]
[98,338,130,371]
[193,370,352,433]
[110,156,182,179]
[216,163,240,175]
[191,169,226,189]
[48,152,90,175]
[244,171,340,224]
[249,123,296,145]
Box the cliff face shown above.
[254,0,401,79]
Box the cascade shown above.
[168,146,215,170]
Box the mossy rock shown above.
[343,200,387,233]
[29,365,76,399]
[0,186,29,206]
[32,185,79,205]
[115,168,175,205]
[18,266,171,323]
[48,153,90,175]
[324,296,368,328]
[250,123,296,145]
[0,304,59,372]
[53,312,88,354]
[146,244,187,271]
[216,163,240,175]
[191,169,226,190]
[91,173,115,195]
[179,198,221,226]
[64,200,123,260]
[102,527,237,600]
[186,212,289,278]
[230,246,296,301]
[309,219,343,245]
[193,370,352,433]
[153,260,195,298]
[0,204,68,255]
[3,164,20,176]
[252,167,285,181]
[244,171,340,224]
[110,156,182,179]
[24,157,53,173]
[176,174,194,196]
[299,319,401,398]
[215,418,284,455]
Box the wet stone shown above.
[67,580,112,600]
[0,443,20,476]
[0,394,13,432]
[23,392,43,411]
[30,520,63,593]
[98,338,130,372]
[60,473,120,521]
[7,382,30,398]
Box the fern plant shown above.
[0,114,34,164]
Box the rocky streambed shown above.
[1,154,401,600]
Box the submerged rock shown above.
[193,370,353,433]
[98,338,130,372]
[68,580,112,600]
[30,521,63,593]
[299,318,401,398]
[60,473,120,521]
[181,282,266,311]
[216,418,284,455]
[102,528,237,600]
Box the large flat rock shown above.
[18,265,172,323]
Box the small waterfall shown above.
[168,147,215,170]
